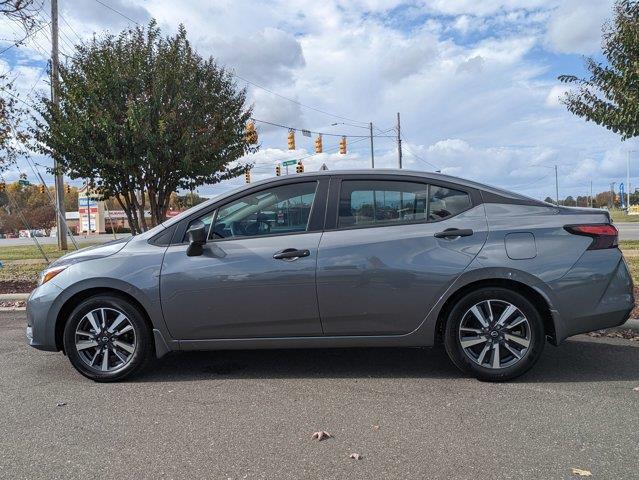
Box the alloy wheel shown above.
[458,299,531,369]
[74,307,137,372]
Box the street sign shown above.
[282,160,297,167]
[18,179,30,186]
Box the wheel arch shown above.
[434,278,556,345]
[54,287,154,352]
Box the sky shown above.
[0,0,635,201]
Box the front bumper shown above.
[26,281,63,352]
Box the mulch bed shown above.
[0,280,36,295]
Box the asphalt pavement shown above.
[1,310,638,479]
[617,222,639,241]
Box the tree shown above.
[33,21,255,234]
[559,1,639,139]
[563,195,576,207]
[0,182,55,234]
[0,75,29,171]
[544,196,555,204]
[0,1,43,31]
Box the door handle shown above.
[434,228,474,239]
[273,248,311,260]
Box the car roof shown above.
[161,168,545,229]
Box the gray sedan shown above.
[26,170,634,381]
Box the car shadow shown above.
[132,336,639,384]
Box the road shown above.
[617,222,639,241]
[1,311,638,479]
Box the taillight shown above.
[564,224,618,250]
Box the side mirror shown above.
[186,221,207,257]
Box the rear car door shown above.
[160,178,328,340]
[317,176,488,336]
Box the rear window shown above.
[338,180,471,228]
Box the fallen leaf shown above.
[311,431,331,441]
[56,402,66,407]
[571,468,592,477]
[350,453,362,460]
[633,386,639,392]
[372,425,380,431]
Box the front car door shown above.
[317,175,488,336]
[160,178,328,340]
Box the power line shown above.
[92,0,139,24]
[251,118,394,139]
[399,134,439,169]
[235,73,368,126]
[0,20,51,55]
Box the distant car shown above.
[26,170,634,382]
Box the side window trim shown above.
[332,178,474,231]
[173,179,327,245]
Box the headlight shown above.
[38,266,67,286]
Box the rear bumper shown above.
[545,249,634,343]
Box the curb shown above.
[0,293,30,301]
[611,318,639,333]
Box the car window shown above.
[338,180,429,228]
[184,210,216,241]
[428,185,472,221]
[338,180,471,228]
[186,182,318,241]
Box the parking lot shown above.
[1,310,638,479]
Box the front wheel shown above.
[444,287,545,381]
[63,295,153,382]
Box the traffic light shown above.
[275,164,282,176]
[296,161,304,174]
[39,184,45,194]
[339,136,347,154]
[0,182,5,192]
[287,130,295,150]
[315,135,323,154]
[245,122,258,144]
[65,184,71,194]
[245,168,251,184]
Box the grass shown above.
[0,262,45,282]
[610,209,639,223]
[0,243,96,261]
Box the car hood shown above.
[49,237,131,268]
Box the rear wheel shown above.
[444,287,545,381]
[63,295,153,382]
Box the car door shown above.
[160,178,328,340]
[316,176,488,336]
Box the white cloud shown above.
[546,0,614,54]
[0,0,631,201]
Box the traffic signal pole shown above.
[51,0,67,250]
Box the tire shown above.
[63,294,153,382]
[443,287,545,381]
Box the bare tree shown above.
[1,0,43,30]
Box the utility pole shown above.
[369,122,375,169]
[554,165,559,206]
[51,0,67,250]
[590,180,593,208]
[626,150,630,212]
[396,112,402,169]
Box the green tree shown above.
[33,21,255,234]
[544,196,555,204]
[563,195,576,206]
[0,75,29,170]
[559,1,639,139]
